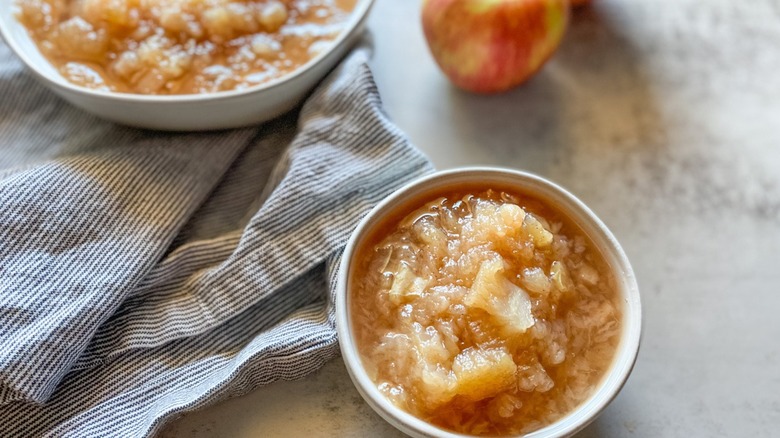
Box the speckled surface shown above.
[159,0,780,436]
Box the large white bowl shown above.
[0,0,374,131]
[336,167,642,438]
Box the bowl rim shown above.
[336,166,642,438]
[0,0,375,102]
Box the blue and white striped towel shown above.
[0,41,433,437]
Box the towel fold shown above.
[0,43,433,437]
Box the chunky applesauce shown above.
[16,0,357,94]
[351,187,622,435]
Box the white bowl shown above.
[336,167,642,438]
[0,0,374,131]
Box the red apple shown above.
[422,0,569,93]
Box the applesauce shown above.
[350,187,622,436]
[16,0,357,94]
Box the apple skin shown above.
[422,0,569,93]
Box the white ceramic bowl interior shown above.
[0,0,374,131]
[337,167,642,438]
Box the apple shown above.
[570,0,592,6]
[421,0,569,93]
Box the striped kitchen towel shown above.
[0,42,433,437]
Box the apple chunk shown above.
[452,347,517,401]
[465,257,535,335]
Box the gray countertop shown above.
[160,0,780,436]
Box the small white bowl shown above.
[336,167,642,438]
[0,0,374,131]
